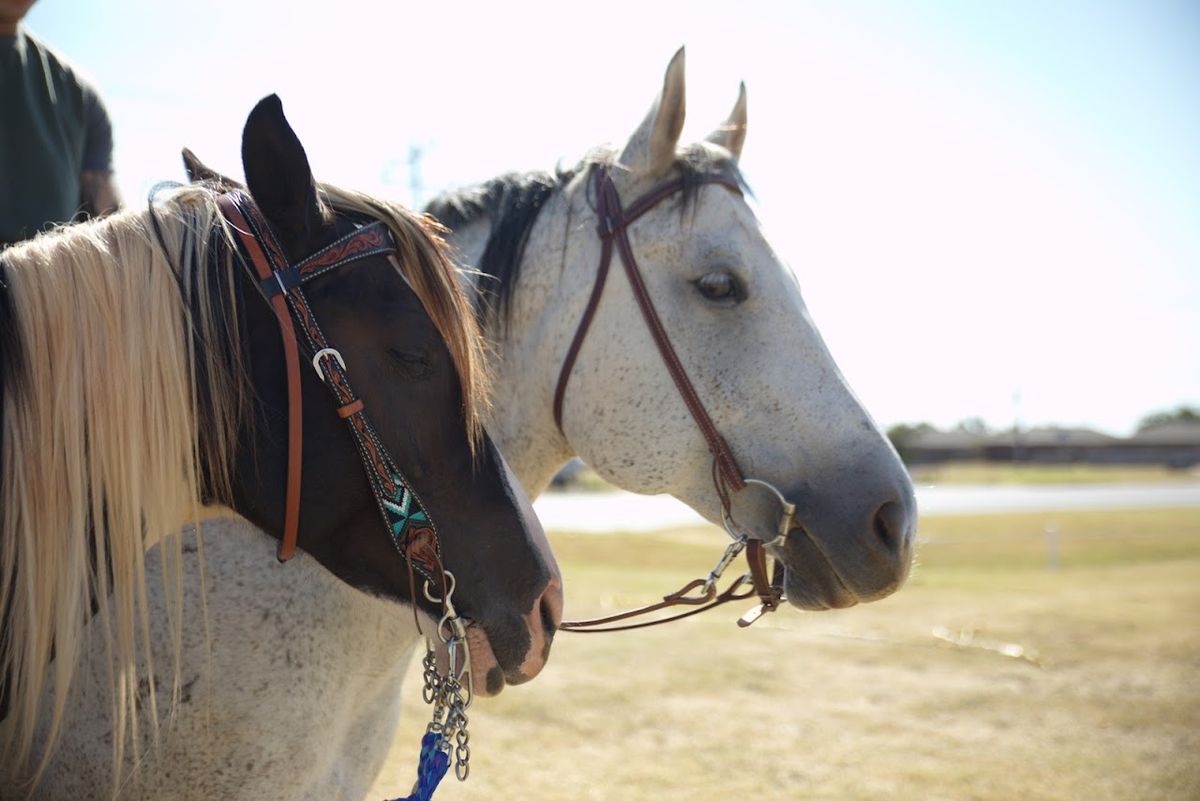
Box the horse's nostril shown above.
[534,578,563,664]
[538,575,564,636]
[873,499,909,555]
[540,594,559,638]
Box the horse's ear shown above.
[705,82,747,161]
[181,147,243,190]
[618,47,686,179]
[241,95,329,251]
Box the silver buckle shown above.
[311,347,346,382]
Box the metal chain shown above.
[442,670,471,780]
[417,570,473,783]
[420,648,440,705]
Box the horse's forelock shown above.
[322,185,492,455]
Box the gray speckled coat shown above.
[19,517,419,800]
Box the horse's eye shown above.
[694,272,743,304]
[387,348,432,379]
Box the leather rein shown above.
[554,165,792,632]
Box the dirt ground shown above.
[369,508,1200,801]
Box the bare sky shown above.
[24,0,1200,434]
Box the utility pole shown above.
[408,144,425,210]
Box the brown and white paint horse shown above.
[0,96,560,800]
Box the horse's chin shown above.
[779,527,860,611]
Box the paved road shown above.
[915,482,1200,515]
[533,483,1200,533]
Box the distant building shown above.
[982,427,1120,463]
[1119,423,1200,468]
[904,428,985,463]
[902,423,1200,468]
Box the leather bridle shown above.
[219,190,476,782]
[554,165,795,632]
[217,190,462,617]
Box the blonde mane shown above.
[0,183,485,794]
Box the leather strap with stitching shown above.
[552,165,788,631]
[218,194,304,561]
[553,166,747,492]
[217,191,436,580]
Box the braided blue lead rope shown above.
[388,732,451,801]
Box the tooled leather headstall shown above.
[217,190,447,601]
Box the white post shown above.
[1045,523,1061,570]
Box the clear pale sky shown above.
[23,0,1200,435]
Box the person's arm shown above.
[80,170,120,217]
[79,86,120,217]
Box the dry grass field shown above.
[369,507,1200,801]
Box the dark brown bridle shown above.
[554,165,793,632]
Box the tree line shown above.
[887,405,1199,459]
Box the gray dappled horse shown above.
[427,49,916,609]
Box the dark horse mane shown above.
[425,168,572,324]
[423,145,749,324]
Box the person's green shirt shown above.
[1,26,115,243]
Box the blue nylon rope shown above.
[387,732,451,801]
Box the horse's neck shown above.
[452,196,579,497]
[25,518,424,800]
